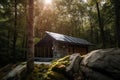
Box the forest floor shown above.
[0,62,51,80]
[25,56,70,80]
[0,64,18,79]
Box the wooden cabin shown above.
[35,31,92,58]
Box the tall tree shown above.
[27,0,34,72]
[95,1,105,48]
[12,0,17,62]
[114,0,120,47]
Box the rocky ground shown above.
[26,48,120,80]
[2,48,120,80]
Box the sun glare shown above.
[44,0,52,5]
[83,0,87,3]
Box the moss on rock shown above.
[49,56,70,74]
[43,56,70,80]
[26,56,70,80]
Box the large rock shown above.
[66,53,83,80]
[81,48,120,80]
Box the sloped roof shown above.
[45,31,92,46]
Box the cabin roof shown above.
[44,31,92,46]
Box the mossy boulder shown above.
[49,56,69,74]
[28,64,50,80]
[43,56,70,80]
[26,56,70,80]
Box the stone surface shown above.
[53,41,68,58]
[81,66,113,80]
[81,48,120,80]
[3,64,26,80]
[66,53,83,79]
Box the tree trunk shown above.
[95,29,99,44]
[27,0,34,72]
[114,0,120,47]
[22,33,26,60]
[7,30,10,61]
[96,1,105,48]
[12,0,17,63]
[88,9,93,42]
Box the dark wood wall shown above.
[35,45,88,58]
[35,46,53,58]
[67,45,88,55]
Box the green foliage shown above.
[34,0,117,50]
[0,0,27,66]
[34,37,40,44]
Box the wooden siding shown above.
[35,46,53,58]
[35,42,88,58]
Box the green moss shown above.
[26,56,70,80]
[57,56,70,62]
[30,64,50,80]
[44,71,68,80]
[43,56,70,80]
[49,56,69,74]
